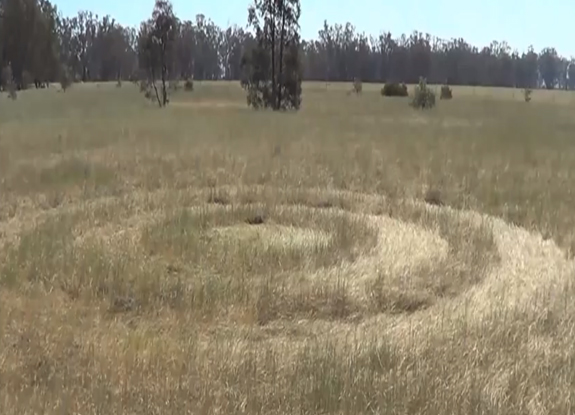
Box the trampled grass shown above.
[1,81,575,414]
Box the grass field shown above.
[1,80,575,414]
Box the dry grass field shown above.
[1,80,575,414]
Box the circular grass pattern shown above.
[0,184,503,323]
[133,186,500,321]
[139,203,381,278]
[2,185,574,415]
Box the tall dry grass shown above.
[1,81,575,414]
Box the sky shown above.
[54,0,574,58]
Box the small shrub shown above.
[169,79,180,91]
[440,84,453,100]
[2,65,17,99]
[381,82,408,97]
[1,65,13,89]
[6,83,17,100]
[424,188,444,206]
[184,78,194,92]
[410,77,436,110]
[137,79,157,102]
[352,77,362,94]
[524,88,532,102]
[244,80,273,109]
[60,66,72,92]
[139,80,158,104]
[138,79,168,107]
[21,70,33,90]
[246,214,265,225]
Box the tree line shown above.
[0,0,573,91]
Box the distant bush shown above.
[169,79,181,91]
[21,70,33,90]
[381,82,408,97]
[132,70,147,86]
[524,88,532,102]
[2,65,17,100]
[1,65,12,88]
[60,66,72,92]
[245,80,271,108]
[6,83,17,100]
[440,84,453,100]
[410,77,436,110]
[139,79,159,103]
[352,77,362,94]
[184,78,194,92]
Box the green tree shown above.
[538,47,559,89]
[0,0,60,88]
[241,0,302,110]
[567,62,575,90]
[137,0,178,107]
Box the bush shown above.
[424,188,444,206]
[410,77,436,110]
[2,65,17,100]
[524,88,532,102]
[1,65,12,88]
[60,66,72,92]
[440,84,453,100]
[139,79,158,103]
[245,80,272,109]
[6,82,17,100]
[184,78,194,92]
[352,77,362,94]
[21,70,33,90]
[169,79,180,91]
[381,82,408,97]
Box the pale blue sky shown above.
[54,0,574,57]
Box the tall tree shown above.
[538,47,559,89]
[241,0,302,110]
[138,0,178,107]
[567,61,575,90]
[0,0,60,88]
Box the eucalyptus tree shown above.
[241,0,302,110]
[138,0,178,107]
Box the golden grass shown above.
[1,81,575,414]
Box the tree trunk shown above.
[160,43,168,106]
[270,7,276,110]
[277,6,286,110]
[150,67,162,107]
